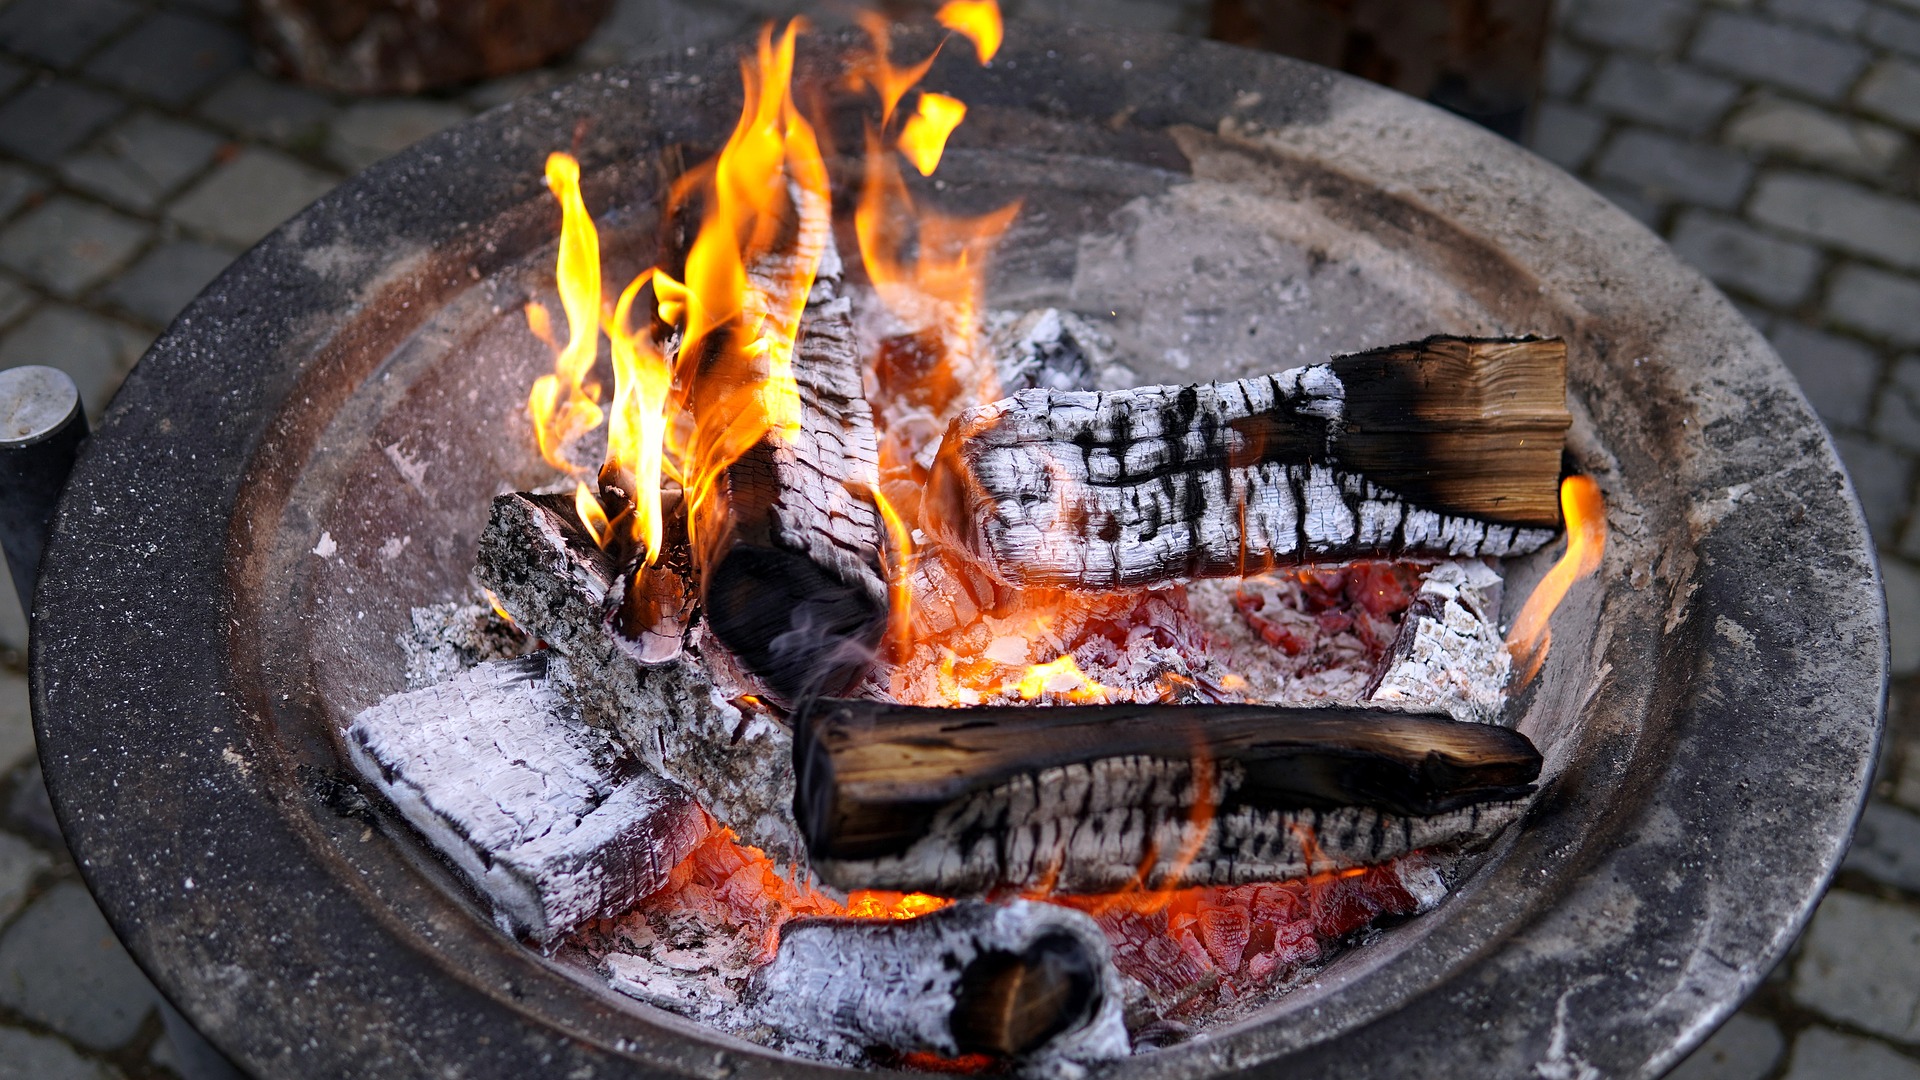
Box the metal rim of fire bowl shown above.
[30,21,1886,1080]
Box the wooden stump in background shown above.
[246,0,613,95]
[1210,0,1552,140]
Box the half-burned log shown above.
[476,491,807,866]
[1366,559,1511,723]
[926,335,1570,589]
[750,899,1129,1067]
[345,655,707,943]
[796,699,1539,895]
[685,205,890,702]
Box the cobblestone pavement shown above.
[0,0,1910,1076]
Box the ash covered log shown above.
[750,899,1129,1067]
[476,491,807,866]
[345,656,707,943]
[1366,559,1511,723]
[797,699,1539,895]
[926,335,1570,589]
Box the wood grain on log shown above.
[476,492,807,867]
[796,699,1539,895]
[750,899,1129,1066]
[926,335,1569,589]
[346,656,707,943]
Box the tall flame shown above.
[605,270,673,563]
[936,0,1003,62]
[1505,475,1607,686]
[528,152,603,472]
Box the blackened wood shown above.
[926,335,1569,589]
[345,656,707,943]
[749,899,1129,1066]
[797,699,1538,895]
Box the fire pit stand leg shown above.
[0,365,87,611]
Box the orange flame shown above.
[936,0,1003,62]
[605,270,673,563]
[528,153,603,472]
[574,482,610,549]
[482,588,519,631]
[899,92,967,176]
[1505,475,1607,686]
[853,10,939,124]
[1014,655,1116,703]
[871,483,916,659]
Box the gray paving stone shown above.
[1667,1011,1785,1080]
[167,148,338,248]
[59,113,224,214]
[82,12,248,107]
[1869,5,1920,60]
[1772,321,1882,429]
[163,0,242,15]
[0,1026,123,1080]
[1858,58,1920,130]
[102,240,234,326]
[1829,263,1920,346]
[578,0,751,66]
[0,832,49,924]
[1566,0,1697,52]
[6,763,61,848]
[1591,179,1666,228]
[1671,209,1822,306]
[1765,0,1869,33]
[1883,557,1920,674]
[0,881,158,1050]
[1753,172,1920,273]
[1690,11,1870,99]
[0,164,48,225]
[197,71,335,150]
[1725,96,1904,178]
[0,197,149,298]
[0,277,32,329]
[326,100,471,172]
[1792,888,1920,1037]
[0,307,148,418]
[1832,431,1911,540]
[0,59,31,99]
[1530,101,1608,171]
[1594,127,1753,210]
[1587,55,1743,133]
[1782,1027,1920,1080]
[0,583,23,655]
[0,0,138,68]
[1843,798,1920,890]
[0,665,29,776]
[1896,740,1920,808]
[1542,41,1595,98]
[0,82,125,166]
[1879,354,1920,451]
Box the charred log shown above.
[750,899,1129,1067]
[345,656,707,943]
[796,699,1539,895]
[1366,559,1511,723]
[476,491,807,866]
[926,335,1570,589]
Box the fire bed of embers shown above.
[346,4,1608,1074]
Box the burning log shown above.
[796,699,1539,895]
[926,335,1570,589]
[750,899,1130,1068]
[1367,559,1512,723]
[345,656,708,943]
[476,491,807,866]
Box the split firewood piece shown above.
[796,699,1540,895]
[750,899,1130,1067]
[1366,559,1511,723]
[476,491,807,867]
[926,335,1570,589]
[690,218,891,703]
[345,656,708,944]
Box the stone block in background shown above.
[1750,172,1920,274]
[1828,264,1920,346]
[325,100,471,172]
[1588,55,1742,133]
[0,1027,123,1080]
[103,241,236,326]
[0,82,125,166]
[0,882,158,1051]
[0,0,138,69]
[1792,889,1920,1040]
[1689,11,1869,100]
[1669,210,1822,306]
[1594,127,1754,210]
[1781,1027,1920,1080]
[81,11,248,106]
[1770,321,1882,430]
[1564,0,1694,52]
[0,307,149,424]
[1724,97,1904,179]
[1857,58,1920,130]
[58,113,225,215]
[1666,1012,1784,1080]
[0,198,149,298]
[166,148,338,248]
[196,71,335,148]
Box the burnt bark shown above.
[345,656,707,943]
[926,335,1569,589]
[796,699,1540,895]
[749,899,1129,1067]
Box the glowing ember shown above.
[1505,475,1607,685]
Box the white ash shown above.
[346,656,707,944]
[985,307,1109,394]
[397,599,528,688]
[1368,560,1511,723]
[579,906,764,1023]
[1185,577,1383,702]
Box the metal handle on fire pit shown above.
[0,365,87,612]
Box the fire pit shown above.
[32,18,1882,1080]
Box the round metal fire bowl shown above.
[32,22,1884,1080]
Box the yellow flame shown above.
[606,269,673,564]
[482,589,519,630]
[574,482,611,549]
[899,92,967,176]
[527,152,603,472]
[844,890,951,919]
[937,0,1003,62]
[855,10,940,124]
[871,483,915,659]
[1505,475,1607,686]
[1015,655,1114,703]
